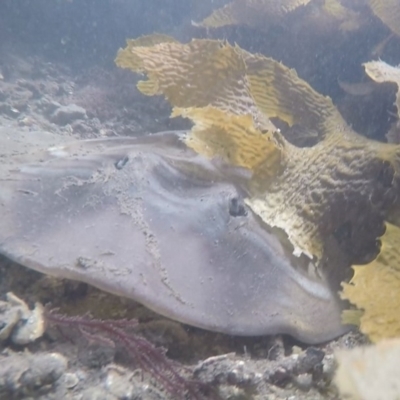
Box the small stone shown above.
[291,345,303,355]
[10,107,20,115]
[63,372,80,389]
[322,354,337,380]
[51,104,87,125]
[264,346,325,388]
[104,365,135,399]
[218,385,250,400]
[293,373,313,391]
[295,347,325,374]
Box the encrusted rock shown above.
[0,352,67,398]
[51,103,87,125]
[194,353,261,390]
[263,347,325,388]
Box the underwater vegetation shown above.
[1,0,400,398]
[44,310,217,399]
[115,0,400,343]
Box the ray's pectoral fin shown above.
[0,131,348,343]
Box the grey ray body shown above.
[0,128,350,343]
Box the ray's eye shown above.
[229,197,247,217]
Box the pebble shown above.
[104,365,135,399]
[293,373,313,390]
[63,372,80,389]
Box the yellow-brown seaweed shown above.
[116,36,400,261]
[341,223,400,342]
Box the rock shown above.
[293,373,313,391]
[62,372,80,389]
[194,353,261,390]
[263,347,325,387]
[295,347,325,375]
[51,103,87,125]
[0,352,67,398]
[37,96,61,115]
[217,385,252,400]
[103,365,135,399]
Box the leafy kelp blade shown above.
[341,223,400,342]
